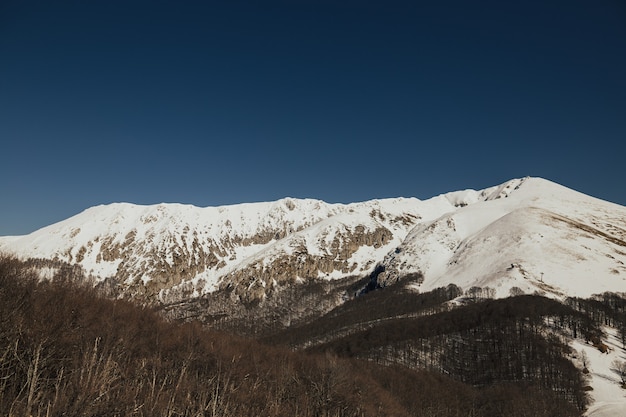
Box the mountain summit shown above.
[1,177,625,304]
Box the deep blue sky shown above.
[1,0,625,235]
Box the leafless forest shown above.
[3,255,626,416]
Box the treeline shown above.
[0,254,590,417]
[566,292,626,348]
[161,275,368,338]
[305,295,595,412]
[265,283,462,348]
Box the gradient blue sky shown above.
[1,0,625,235]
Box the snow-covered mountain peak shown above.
[379,177,626,300]
[1,177,624,304]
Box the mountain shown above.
[1,177,625,305]
[378,177,626,298]
[3,176,626,416]
[0,196,429,303]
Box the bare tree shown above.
[580,350,589,374]
[611,359,626,386]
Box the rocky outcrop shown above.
[221,226,394,304]
[0,191,447,305]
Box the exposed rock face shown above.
[0,197,427,305]
[221,225,395,303]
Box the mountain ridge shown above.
[381,177,626,299]
[1,176,625,304]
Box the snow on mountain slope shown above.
[379,177,626,299]
[572,329,626,417]
[0,194,457,302]
[1,177,624,304]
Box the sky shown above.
[1,0,625,236]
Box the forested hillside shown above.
[4,255,626,416]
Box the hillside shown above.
[1,177,625,306]
[0,255,584,417]
[2,177,626,416]
[0,196,435,303]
